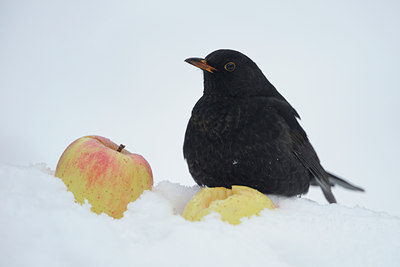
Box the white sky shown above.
[1,0,399,216]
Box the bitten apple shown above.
[55,135,153,219]
[182,186,275,225]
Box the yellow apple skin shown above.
[182,186,275,225]
[55,135,153,219]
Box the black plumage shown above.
[183,49,363,203]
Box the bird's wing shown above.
[265,97,337,203]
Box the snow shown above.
[1,164,399,267]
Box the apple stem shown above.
[117,144,125,152]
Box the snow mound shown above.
[0,164,399,267]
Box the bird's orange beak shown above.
[185,58,217,73]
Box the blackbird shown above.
[183,49,364,203]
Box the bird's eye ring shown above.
[224,62,236,72]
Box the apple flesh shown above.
[182,186,275,225]
[55,135,153,219]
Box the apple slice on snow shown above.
[183,186,275,225]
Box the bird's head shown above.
[185,49,275,97]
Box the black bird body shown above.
[184,49,363,203]
[184,94,311,197]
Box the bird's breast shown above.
[189,96,251,139]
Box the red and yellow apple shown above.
[55,135,153,219]
[182,186,275,225]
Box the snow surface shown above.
[1,164,399,267]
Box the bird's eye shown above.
[224,62,236,72]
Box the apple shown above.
[182,186,275,225]
[55,135,153,219]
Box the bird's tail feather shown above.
[325,171,365,192]
[311,172,365,192]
